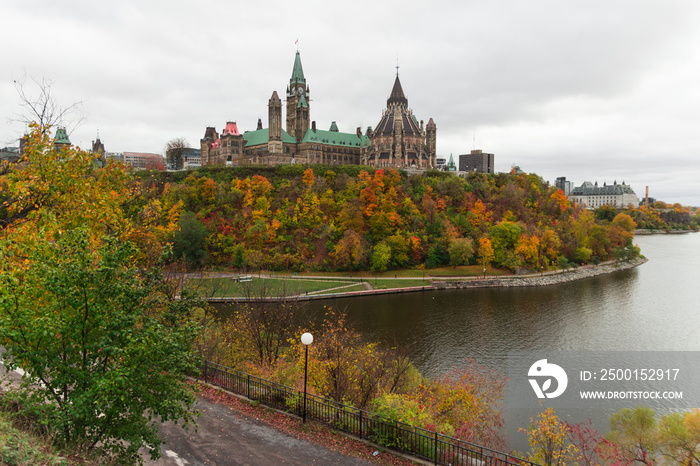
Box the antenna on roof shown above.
[473,133,476,150]
[396,56,400,77]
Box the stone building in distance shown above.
[200,51,436,169]
[568,181,640,209]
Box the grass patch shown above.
[364,278,432,289]
[189,277,362,298]
[0,407,76,465]
[267,264,511,279]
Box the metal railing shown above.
[199,360,538,466]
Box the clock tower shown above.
[286,51,310,139]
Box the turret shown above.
[268,91,283,154]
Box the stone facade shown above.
[568,180,640,209]
[362,76,436,169]
[200,52,436,169]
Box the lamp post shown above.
[301,332,313,423]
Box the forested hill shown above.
[132,165,638,272]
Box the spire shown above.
[387,75,408,108]
[290,51,306,86]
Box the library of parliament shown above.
[200,51,436,169]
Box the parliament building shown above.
[200,52,436,169]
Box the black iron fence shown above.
[199,360,538,466]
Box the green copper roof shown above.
[290,51,306,86]
[447,153,456,170]
[297,94,308,108]
[329,121,339,132]
[55,127,71,145]
[243,128,296,147]
[301,127,363,148]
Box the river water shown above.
[333,233,700,374]
[307,232,700,450]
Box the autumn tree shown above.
[219,283,308,368]
[521,407,576,466]
[565,419,607,466]
[413,360,507,449]
[1,124,133,250]
[304,311,416,409]
[478,237,494,277]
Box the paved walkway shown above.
[144,396,372,466]
[0,362,374,466]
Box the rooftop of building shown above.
[570,181,636,196]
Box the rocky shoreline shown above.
[431,257,647,290]
[207,258,647,303]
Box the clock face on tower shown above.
[298,86,305,96]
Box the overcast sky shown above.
[3,0,700,205]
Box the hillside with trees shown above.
[133,165,640,273]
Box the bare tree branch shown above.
[10,74,86,135]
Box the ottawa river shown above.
[306,232,700,450]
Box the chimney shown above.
[645,186,649,208]
[312,121,316,132]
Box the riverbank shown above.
[432,257,646,290]
[204,258,647,303]
[634,229,697,235]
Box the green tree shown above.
[606,405,658,465]
[0,229,202,464]
[489,221,525,268]
[658,409,700,465]
[172,211,208,266]
[448,237,474,267]
[371,241,392,272]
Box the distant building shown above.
[555,176,574,195]
[201,51,436,169]
[123,152,165,170]
[0,146,20,164]
[568,181,639,209]
[105,152,124,164]
[459,149,494,174]
[54,127,71,152]
[91,131,106,166]
[435,157,446,170]
[182,148,202,169]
